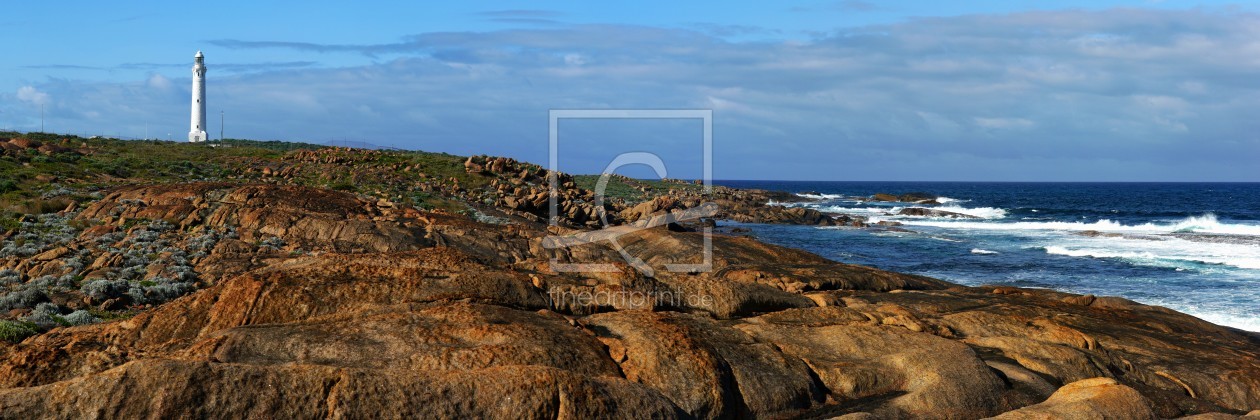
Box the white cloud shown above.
[562,53,586,66]
[12,8,1260,180]
[147,74,172,90]
[16,86,49,106]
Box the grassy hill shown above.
[0,132,486,229]
[1,131,708,231]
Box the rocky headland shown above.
[1,134,1259,418]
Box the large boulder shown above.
[898,207,979,218]
[871,192,938,203]
[739,310,1016,419]
[990,378,1156,419]
[584,310,824,418]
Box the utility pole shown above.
[220,110,224,141]
[40,103,45,132]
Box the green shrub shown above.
[0,180,17,194]
[0,320,38,343]
[0,213,18,232]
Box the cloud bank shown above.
[6,8,1259,181]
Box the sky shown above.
[2,0,1258,181]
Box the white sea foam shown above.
[1167,214,1260,236]
[1043,239,1260,270]
[807,204,1007,219]
[936,196,966,204]
[795,193,845,200]
[1043,246,1186,268]
[896,213,1260,236]
[812,206,901,216]
[933,206,1008,219]
[890,213,1260,271]
[1182,311,1260,332]
[971,248,998,255]
[1141,298,1260,332]
[1044,246,1155,260]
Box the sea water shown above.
[715,181,1260,332]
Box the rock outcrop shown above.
[464,155,619,228]
[78,183,432,254]
[898,207,981,219]
[2,182,1260,418]
[990,378,1156,419]
[0,137,87,158]
[465,155,850,229]
[872,192,939,204]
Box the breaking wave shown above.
[933,206,1008,219]
[897,213,1260,236]
[795,193,846,200]
[1042,243,1260,270]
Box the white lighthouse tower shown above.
[188,51,208,142]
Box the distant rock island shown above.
[1,133,1258,418]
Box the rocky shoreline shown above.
[1,139,1259,418]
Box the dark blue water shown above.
[714,181,1260,331]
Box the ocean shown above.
[713,181,1260,332]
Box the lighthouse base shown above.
[189,130,207,143]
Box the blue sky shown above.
[2,1,1258,181]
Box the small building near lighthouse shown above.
[189,51,208,142]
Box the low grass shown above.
[573,175,702,204]
[1,133,499,213]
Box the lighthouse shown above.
[189,51,208,142]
